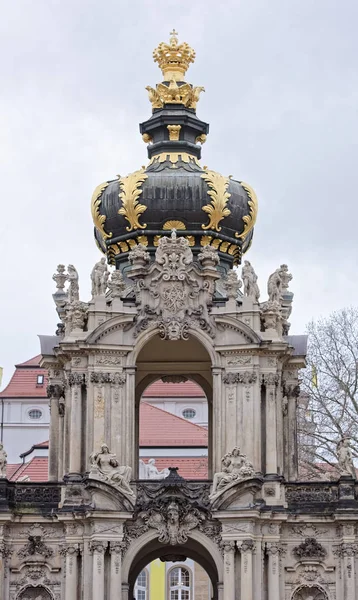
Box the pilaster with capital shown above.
[212,367,223,474]
[109,373,126,460]
[68,372,85,477]
[239,539,254,600]
[334,542,358,600]
[109,541,125,600]
[0,542,11,600]
[90,540,107,600]
[124,367,136,470]
[262,373,279,475]
[60,543,81,600]
[266,542,281,600]
[47,382,65,480]
[223,541,236,600]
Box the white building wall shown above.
[1,398,50,462]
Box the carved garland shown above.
[118,168,148,232]
[91,181,112,240]
[201,170,231,231]
[235,181,258,241]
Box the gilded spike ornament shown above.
[118,168,148,232]
[201,170,231,231]
[235,181,258,241]
[146,31,205,110]
[91,181,112,240]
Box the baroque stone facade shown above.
[1,30,357,600]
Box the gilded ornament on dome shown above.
[118,168,148,232]
[163,220,186,230]
[167,125,181,141]
[235,181,258,241]
[91,181,112,241]
[201,170,231,231]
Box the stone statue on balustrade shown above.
[267,268,283,304]
[108,270,126,298]
[139,458,170,480]
[241,261,260,301]
[0,443,7,478]
[210,446,255,497]
[89,444,135,497]
[91,257,110,297]
[337,437,356,479]
[67,264,80,303]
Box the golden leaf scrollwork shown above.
[235,181,258,240]
[118,168,148,232]
[201,170,231,231]
[91,181,112,240]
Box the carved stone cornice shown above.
[90,372,126,385]
[89,540,108,554]
[222,371,258,385]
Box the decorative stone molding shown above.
[333,542,358,557]
[109,541,126,555]
[266,542,286,556]
[46,384,65,399]
[59,543,81,556]
[68,372,85,386]
[223,540,236,553]
[95,353,125,366]
[17,536,54,559]
[90,372,126,385]
[292,538,327,560]
[89,540,107,553]
[262,372,279,386]
[222,371,257,385]
[0,542,12,557]
[239,539,255,553]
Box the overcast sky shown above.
[1,0,357,386]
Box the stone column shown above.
[124,367,136,469]
[68,373,84,478]
[0,542,11,600]
[263,374,278,475]
[122,583,129,600]
[110,374,126,461]
[90,541,107,600]
[47,383,64,480]
[61,544,80,600]
[223,541,235,600]
[109,541,124,600]
[239,539,254,600]
[266,543,280,600]
[212,367,223,473]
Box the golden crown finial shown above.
[153,30,196,82]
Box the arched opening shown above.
[292,585,328,600]
[135,334,213,479]
[133,559,212,600]
[126,534,221,600]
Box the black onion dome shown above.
[92,33,257,271]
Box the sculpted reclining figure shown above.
[211,447,255,496]
[89,444,135,497]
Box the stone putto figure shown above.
[279,263,292,291]
[0,443,7,478]
[267,268,283,304]
[337,437,356,478]
[108,270,126,298]
[67,264,79,303]
[89,444,135,497]
[210,447,255,496]
[241,261,260,301]
[139,458,169,480]
[91,257,110,297]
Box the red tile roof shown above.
[0,355,47,398]
[143,381,205,397]
[139,403,208,446]
[7,457,49,482]
[141,457,208,479]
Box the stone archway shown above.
[123,530,223,600]
[292,585,329,600]
[17,585,53,600]
[134,332,215,478]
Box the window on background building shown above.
[37,374,44,385]
[169,566,191,600]
[182,408,196,420]
[28,409,43,420]
[134,569,148,600]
